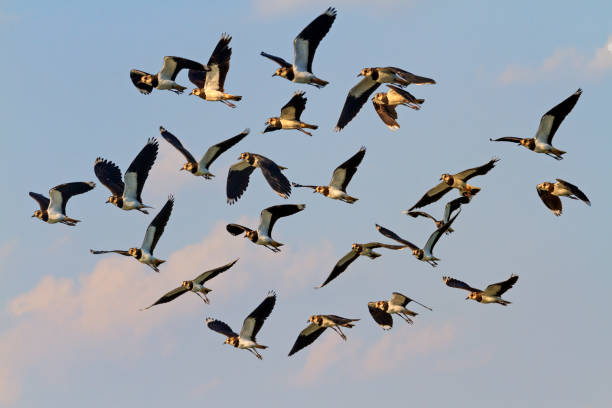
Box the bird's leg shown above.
[400,314,414,324]
[247,348,262,360]
[263,245,280,253]
[146,263,160,273]
[332,326,347,340]
[220,100,236,108]
[297,128,312,136]
[137,208,149,215]
[195,292,209,304]
[545,153,562,161]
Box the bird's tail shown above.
[226,93,242,101]
[551,147,566,158]
[464,185,481,197]
[301,123,318,130]
[343,195,358,204]
[152,259,165,267]
[254,344,268,349]
[497,299,511,306]
[311,77,328,87]
[63,217,80,225]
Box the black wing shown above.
[423,211,459,255]
[408,182,452,211]
[226,160,256,204]
[259,204,305,237]
[141,286,189,310]
[317,249,360,289]
[260,51,292,68]
[29,192,49,211]
[489,136,523,144]
[404,211,437,222]
[188,69,206,89]
[193,258,239,285]
[536,89,582,144]
[200,129,249,169]
[368,303,393,330]
[254,155,292,199]
[442,276,481,293]
[556,179,591,205]
[206,318,238,338]
[374,224,419,251]
[160,56,206,81]
[391,292,432,311]
[125,138,159,203]
[483,275,519,297]
[288,323,326,356]
[226,223,252,236]
[454,158,500,182]
[142,195,174,253]
[443,196,470,224]
[329,146,366,191]
[89,249,131,256]
[50,182,96,214]
[335,77,380,131]
[94,158,124,197]
[130,69,153,94]
[385,67,436,85]
[159,127,197,165]
[240,291,277,341]
[537,188,562,216]
[325,315,359,325]
[373,101,399,130]
[294,7,337,72]
[205,33,232,91]
[280,91,307,121]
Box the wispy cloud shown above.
[499,34,612,84]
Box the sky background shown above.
[1,1,611,406]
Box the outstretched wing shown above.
[124,138,159,203]
[130,69,153,94]
[483,275,519,297]
[373,101,399,130]
[489,136,522,144]
[423,211,459,257]
[204,33,232,91]
[141,195,174,253]
[254,155,292,199]
[226,223,252,236]
[317,249,360,289]
[200,129,249,169]
[49,182,95,214]
[556,179,590,205]
[335,77,380,131]
[259,204,305,237]
[280,91,307,121]
[442,276,481,293]
[159,127,197,165]
[240,291,276,341]
[535,89,582,144]
[293,7,337,73]
[288,323,326,356]
[329,146,366,191]
[403,211,437,222]
[385,67,436,85]
[454,157,500,182]
[193,258,239,285]
[226,160,256,205]
[260,51,292,68]
[29,192,49,211]
[443,196,470,224]
[141,286,189,310]
[374,224,419,251]
[368,303,393,330]
[89,249,131,256]
[159,56,206,81]
[188,69,206,89]
[537,188,563,216]
[94,158,124,197]
[408,182,452,211]
[206,318,238,338]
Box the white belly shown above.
[292,71,314,83]
[387,304,406,314]
[238,338,257,349]
[46,211,65,223]
[534,141,552,153]
[279,119,302,129]
[120,197,142,210]
[203,89,224,101]
[327,187,347,199]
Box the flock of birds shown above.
[28,7,592,359]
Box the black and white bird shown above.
[372,85,424,130]
[402,196,470,234]
[90,196,174,272]
[408,158,499,211]
[292,146,365,203]
[335,67,435,131]
[188,33,242,108]
[29,182,96,226]
[443,275,519,306]
[206,291,276,360]
[368,292,432,330]
[263,91,318,136]
[226,153,291,204]
[536,179,591,216]
[375,212,459,267]
[490,89,582,160]
[317,242,408,288]
[130,56,208,95]
[94,138,158,214]
[226,204,305,252]
[160,127,249,179]
[141,259,239,310]
[288,315,359,356]
[261,7,336,88]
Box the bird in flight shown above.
[288,315,359,356]
[226,153,291,204]
[263,91,318,136]
[443,275,519,306]
[403,195,470,234]
[368,292,432,330]
[130,56,207,94]
[372,85,424,130]
[261,7,337,88]
[536,179,591,216]
[29,182,95,226]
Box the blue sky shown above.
[1,1,611,406]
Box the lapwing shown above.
[141,259,239,310]
[226,153,291,204]
[188,33,242,108]
[94,138,158,214]
[288,315,359,356]
[335,67,435,131]
[490,89,582,160]
[317,242,408,288]
[263,91,318,136]
[368,292,432,330]
[443,275,519,306]
[402,196,470,234]
[292,146,365,203]
[90,195,174,272]
[408,158,499,211]
[206,291,276,360]
[536,179,591,216]
[29,182,95,226]
[372,85,424,130]
[261,7,336,88]
[160,127,249,179]
[226,204,305,252]
[375,212,459,267]
[130,56,208,94]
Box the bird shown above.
[140,259,239,310]
[90,195,174,272]
[536,179,591,216]
[160,127,249,179]
[375,212,459,267]
[130,56,208,95]
[317,242,409,288]
[226,153,291,204]
[489,88,582,160]
[288,315,359,356]
[372,85,424,130]
[226,204,305,252]
[402,196,470,234]
[261,7,336,88]
[368,292,432,330]
[188,33,242,108]
[443,275,519,306]
[29,182,96,226]
[292,146,365,203]
[94,138,158,214]
[263,91,318,136]
[408,158,499,211]
[206,291,276,360]
[335,67,435,131]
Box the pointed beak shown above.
[272,73,277,77]
[179,167,185,171]
[465,296,470,300]
[31,214,35,218]
[312,190,316,193]
[357,73,362,77]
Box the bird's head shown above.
[106,196,116,205]
[314,186,325,194]
[239,152,249,161]
[467,292,478,301]
[520,139,535,150]
[181,162,194,172]
[372,92,386,104]
[140,75,154,85]
[351,243,362,253]
[358,68,373,77]
[225,337,239,347]
[413,248,424,259]
[190,88,201,96]
[32,210,42,219]
[537,182,554,192]
[375,301,386,310]
[128,248,140,258]
[182,281,193,290]
[273,67,289,78]
[245,230,257,241]
[267,117,281,128]
[308,315,322,325]
[440,173,453,185]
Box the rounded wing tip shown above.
[333,126,342,132]
[242,128,250,135]
[159,126,166,132]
